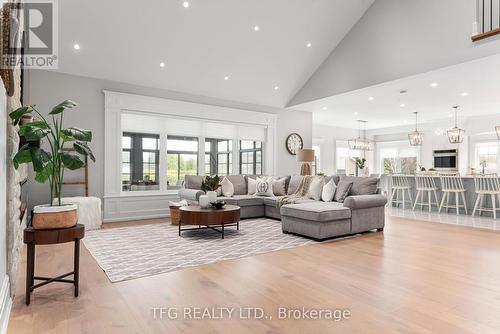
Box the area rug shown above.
[83,218,316,282]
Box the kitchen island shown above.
[380,174,499,217]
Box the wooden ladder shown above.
[55,148,89,197]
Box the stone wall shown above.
[3,0,26,296]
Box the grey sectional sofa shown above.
[179,175,387,240]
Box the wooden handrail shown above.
[472,27,500,41]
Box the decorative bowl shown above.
[210,201,226,209]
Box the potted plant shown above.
[201,175,221,203]
[355,157,367,177]
[9,100,95,229]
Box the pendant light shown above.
[408,112,423,146]
[496,125,500,141]
[447,106,465,144]
[349,120,373,151]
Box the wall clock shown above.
[286,133,303,155]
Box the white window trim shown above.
[103,91,277,222]
[474,141,500,174]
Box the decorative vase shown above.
[32,204,78,229]
[363,166,370,177]
[199,195,209,208]
[206,190,217,203]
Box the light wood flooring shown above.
[7,216,500,333]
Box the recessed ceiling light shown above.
[253,25,260,31]
[403,120,408,124]
[400,104,406,107]
[73,43,80,50]
[306,42,312,48]
[322,106,327,110]
[368,96,374,101]
[461,92,469,97]
[224,76,229,81]
[274,86,279,90]
[448,113,453,118]
[159,62,165,68]
[354,112,359,115]
[183,1,189,8]
[431,82,439,87]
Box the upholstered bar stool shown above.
[413,174,439,212]
[439,173,467,215]
[389,174,413,209]
[472,174,500,219]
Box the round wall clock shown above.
[285,133,303,155]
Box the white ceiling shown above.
[55,0,374,107]
[294,53,500,130]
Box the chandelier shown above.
[408,112,423,146]
[349,120,373,151]
[496,125,500,141]
[447,106,465,144]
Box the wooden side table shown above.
[23,224,85,305]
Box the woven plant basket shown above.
[170,206,180,225]
[32,204,78,229]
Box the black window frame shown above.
[167,135,199,188]
[239,140,262,175]
[122,132,160,191]
[205,138,233,176]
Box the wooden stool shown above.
[413,174,439,212]
[23,224,85,305]
[439,173,468,215]
[472,174,500,219]
[389,174,413,209]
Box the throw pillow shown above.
[340,176,379,195]
[247,177,257,195]
[255,177,274,197]
[321,179,337,202]
[307,176,324,201]
[334,180,353,203]
[272,177,287,196]
[221,177,234,197]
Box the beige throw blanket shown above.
[276,175,314,208]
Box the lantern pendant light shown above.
[408,112,423,146]
[447,106,465,144]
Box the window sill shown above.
[104,191,179,199]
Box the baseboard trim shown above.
[103,213,170,223]
[0,275,12,334]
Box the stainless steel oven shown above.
[433,149,458,171]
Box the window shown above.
[312,145,321,174]
[475,142,499,173]
[240,140,262,175]
[167,136,198,189]
[205,138,233,176]
[378,143,418,174]
[122,133,160,191]
[336,141,361,174]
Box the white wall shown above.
[289,0,500,106]
[24,70,312,208]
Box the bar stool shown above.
[439,173,467,215]
[413,174,439,212]
[472,174,500,219]
[389,174,413,209]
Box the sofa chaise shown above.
[179,175,387,240]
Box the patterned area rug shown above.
[83,218,316,282]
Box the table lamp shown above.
[297,149,315,176]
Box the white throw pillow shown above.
[221,177,234,197]
[255,177,274,197]
[321,179,337,202]
[307,177,324,201]
[247,177,257,195]
[272,177,287,196]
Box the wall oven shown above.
[433,149,458,171]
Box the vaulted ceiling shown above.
[55,0,374,108]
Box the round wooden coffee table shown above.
[178,205,241,239]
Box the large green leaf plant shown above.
[9,100,95,206]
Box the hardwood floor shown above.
[8,216,500,333]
